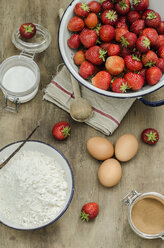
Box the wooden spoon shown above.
[59,8,93,122]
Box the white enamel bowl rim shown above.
[58,0,164,98]
[0,140,74,231]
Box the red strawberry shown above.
[108,43,120,56]
[157,21,164,35]
[52,121,70,140]
[156,58,164,72]
[119,16,127,24]
[127,10,141,24]
[115,28,128,42]
[92,71,111,90]
[136,35,150,53]
[67,34,80,49]
[155,35,164,49]
[85,46,107,65]
[124,72,144,90]
[124,55,143,71]
[115,22,128,29]
[111,78,129,93]
[101,0,114,10]
[81,202,99,221]
[142,50,158,67]
[121,32,137,48]
[19,23,36,39]
[68,17,84,32]
[79,61,95,79]
[85,13,98,29]
[132,0,149,11]
[139,68,147,83]
[101,42,111,51]
[115,0,131,16]
[146,66,162,85]
[105,56,125,75]
[73,50,85,65]
[120,46,132,58]
[74,3,90,17]
[101,10,118,26]
[158,46,164,58]
[80,28,97,48]
[142,28,158,46]
[99,24,115,42]
[142,10,161,28]
[130,20,145,35]
[141,128,159,145]
[88,1,101,13]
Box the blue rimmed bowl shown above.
[58,0,164,107]
[0,140,74,230]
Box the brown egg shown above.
[115,134,139,162]
[98,159,122,187]
[87,137,114,160]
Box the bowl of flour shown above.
[0,140,74,230]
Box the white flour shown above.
[2,66,36,93]
[0,150,68,228]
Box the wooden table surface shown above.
[0,1,164,247]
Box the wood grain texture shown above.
[0,1,164,247]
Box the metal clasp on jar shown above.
[122,190,141,206]
[4,95,20,113]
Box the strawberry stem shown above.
[120,82,130,93]
[80,211,89,222]
[119,1,128,10]
[94,24,101,35]
[133,0,141,5]
[121,36,129,48]
[99,49,107,61]
[145,131,157,142]
[105,10,117,21]
[147,12,157,20]
[61,126,70,137]
[145,61,156,67]
[81,3,90,12]
[23,24,34,33]
[142,37,150,49]
[132,54,141,61]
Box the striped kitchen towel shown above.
[43,65,135,135]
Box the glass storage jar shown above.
[0,24,51,112]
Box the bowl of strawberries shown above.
[58,0,164,106]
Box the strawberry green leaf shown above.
[121,36,129,48]
[94,24,101,35]
[145,61,156,67]
[99,49,107,61]
[61,126,70,137]
[142,37,150,49]
[81,3,90,11]
[145,131,157,142]
[119,1,128,10]
[80,211,89,222]
[147,12,157,20]
[133,0,141,5]
[120,82,130,93]
[23,24,34,33]
[132,55,141,61]
[105,10,117,21]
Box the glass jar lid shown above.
[12,24,51,53]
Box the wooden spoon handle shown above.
[71,75,81,99]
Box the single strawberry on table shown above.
[19,23,36,39]
[92,71,111,90]
[85,46,107,65]
[74,3,90,17]
[111,78,130,93]
[141,128,159,145]
[79,61,95,79]
[81,202,99,221]
[124,72,144,90]
[80,28,97,48]
[52,121,71,140]
[146,66,162,85]
[124,55,143,72]
[132,0,149,11]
